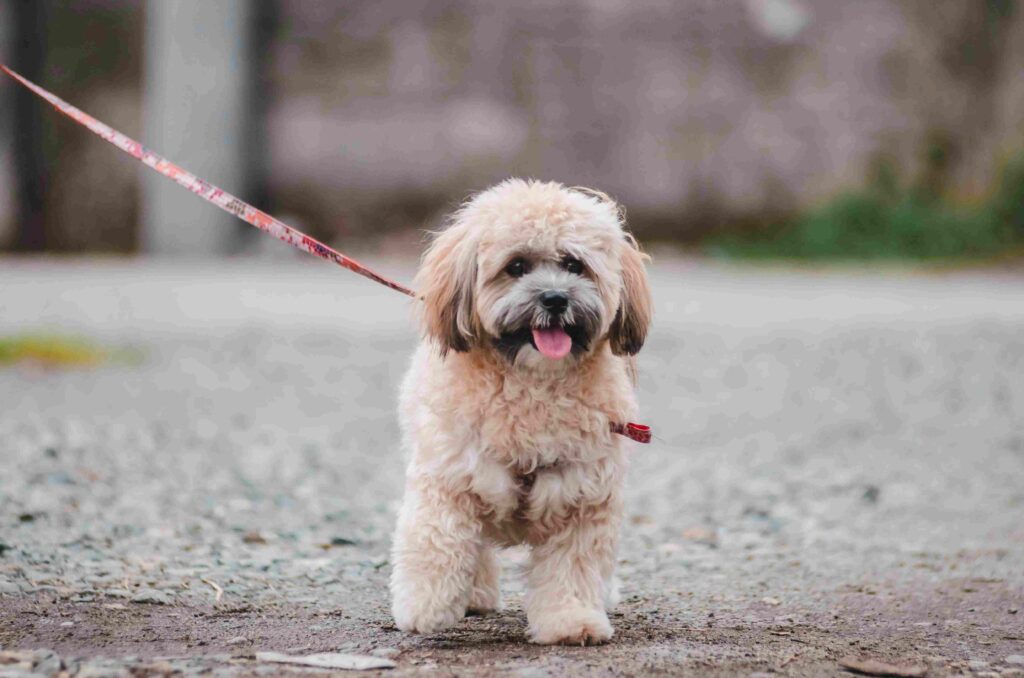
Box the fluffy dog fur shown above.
[390,179,652,645]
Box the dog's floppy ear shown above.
[609,233,652,356]
[415,222,477,355]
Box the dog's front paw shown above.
[392,593,465,634]
[528,606,613,646]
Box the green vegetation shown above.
[0,334,114,369]
[706,155,1024,261]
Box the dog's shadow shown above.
[404,612,529,649]
[397,607,685,652]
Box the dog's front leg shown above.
[390,481,480,633]
[524,499,620,645]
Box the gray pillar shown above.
[141,0,253,255]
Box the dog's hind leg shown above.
[390,484,480,634]
[466,544,501,615]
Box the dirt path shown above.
[2,575,1022,676]
[2,259,1023,676]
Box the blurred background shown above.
[2,0,1023,261]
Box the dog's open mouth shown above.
[531,327,572,359]
[494,324,589,362]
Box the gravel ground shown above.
[1,257,1023,677]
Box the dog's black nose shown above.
[539,290,569,314]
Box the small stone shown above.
[970,660,992,670]
[243,531,267,545]
[131,588,171,605]
[136,661,175,675]
[32,649,63,675]
[370,647,400,659]
[761,597,781,606]
[1007,656,1024,666]
[256,652,396,671]
[46,471,76,486]
[227,636,249,646]
[0,650,34,669]
[75,662,126,678]
[682,527,718,547]
[838,657,926,678]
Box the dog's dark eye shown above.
[505,257,528,278]
[563,256,584,275]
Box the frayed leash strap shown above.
[0,64,417,298]
[611,422,651,444]
[2,64,654,443]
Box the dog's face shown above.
[416,179,651,365]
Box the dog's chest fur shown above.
[401,344,635,545]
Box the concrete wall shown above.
[266,0,1024,241]
[4,0,1023,252]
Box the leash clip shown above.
[611,421,652,444]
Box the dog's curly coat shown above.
[390,179,652,645]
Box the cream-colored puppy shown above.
[390,179,652,645]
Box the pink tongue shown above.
[532,327,573,359]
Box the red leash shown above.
[1,64,650,443]
[0,64,417,298]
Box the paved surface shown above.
[1,257,1023,677]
